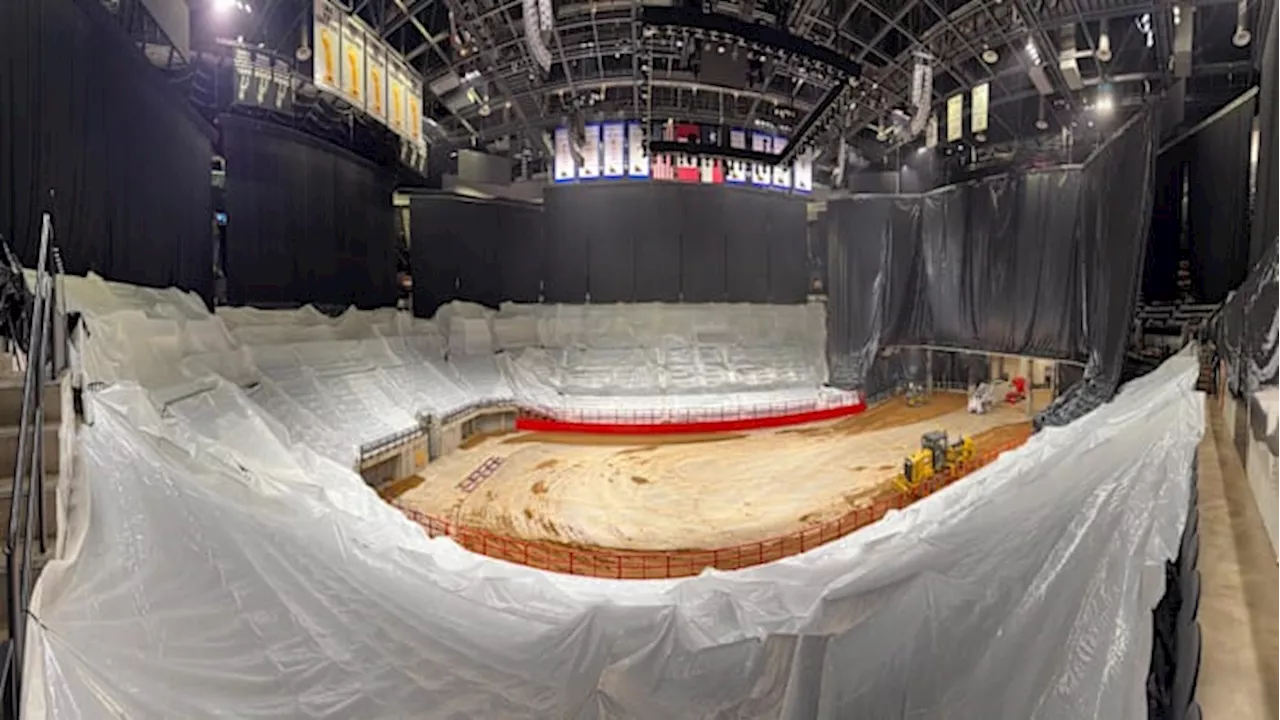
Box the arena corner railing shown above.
[2,211,65,719]
[393,439,1023,580]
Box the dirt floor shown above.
[395,392,1036,554]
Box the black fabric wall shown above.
[827,168,1084,385]
[408,195,543,316]
[1143,148,1187,303]
[543,183,809,304]
[1145,94,1256,304]
[0,0,214,301]
[829,110,1157,407]
[1252,6,1278,266]
[221,116,397,309]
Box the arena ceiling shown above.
[164,0,1263,168]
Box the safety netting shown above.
[28,283,1205,717]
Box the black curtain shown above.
[0,0,213,302]
[408,194,544,316]
[1074,111,1159,391]
[1254,3,1279,266]
[221,116,397,309]
[827,168,1085,388]
[1143,147,1188,302]
[1184,96,1255,303]
[543,183,809,304]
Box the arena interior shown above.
[0,0,1277,717]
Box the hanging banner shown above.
[925,114,939,148]
[339,16,366,108]
[578,124,601,179]
[946,94,963,142]
[971,82,990,135]
[751,132,772,185]
[772,136,791,189]
[627,122,649,177]
[793,148,813,193]
[602,123,626,177]
[675,154,699,183]
[727,128,748,183]
[554,127,575,181]
[387,60,407,136]
[313,0,343,94]
[364,37,387,123]
[407,79,423,145]
[651,153,674,181]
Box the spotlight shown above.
[1095,93,1115,114]
[213,0,235,11]
[1035,118,1050,131]
[981,46,999,64]
[917,145,929,155]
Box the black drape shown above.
[542,183,809,304]
[0,0,213,301]
[828,113,1154,400]
[1074,111,1158,392]
[1143,147,1188,302]
[1253,3,1279,266]
[408,194,544,316]
[221,116,397,309]
[1184,96,1255,303]
[827,168,1084,384]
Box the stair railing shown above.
[3,211,60,719]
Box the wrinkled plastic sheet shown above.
[27,345,1203,718]
[1213,240,1278,395]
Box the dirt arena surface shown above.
[395,392,1034,553]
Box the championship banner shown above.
[751,132,771,185]
[364,35,387,123]
[971,82,990,135]
[675,154,699,183]
[602,123,626,177]
[388,60,407,136]
[698,157,725,184]
[793,148,813,193]
[578,124,601,179]
[772,136,791,189]
[726,128,748,183]
[339,16,366,108]
[232,46,293,113]
[627,123,649,177]
[271,58,293,113]
[313,0,343,94]
[651,153,674,181]
[407,81,423,144]
[946,94,963,142]
[553,127,575,181]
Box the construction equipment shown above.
[895,431,975,493]
[905,382,927,407]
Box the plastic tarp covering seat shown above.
[29,339,1204,718]
[1211,240,1278,396]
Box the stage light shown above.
[981,47,999,64]
[213,0,235,12]
[1025,38,1041,65]
[917,145,929,155]
[1095,95,1114,113]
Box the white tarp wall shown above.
[27,312,1203,720]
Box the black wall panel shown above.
[0,0,213,302]
[498,205,544,303]
[632,186,683,302]
[222,117,397,308]
[679,188,728,302]
[409,194,543,315]
[724,198,771,302]
[544,183,807,305]
[542,188,591,302]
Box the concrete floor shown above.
[1196,397,1278,718]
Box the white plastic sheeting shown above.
[28,334,1202,717]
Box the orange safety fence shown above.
[393,439,1024,579]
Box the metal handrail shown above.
[3,212,60,719]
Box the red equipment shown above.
[1005,376,1027,404]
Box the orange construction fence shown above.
[394,440,1022,579]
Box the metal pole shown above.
[5,212,49,715]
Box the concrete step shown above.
[0,424,60,478]
[0,379,59,427]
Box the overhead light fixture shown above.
[1233,0,1252,46]
[981,46,999,64]
[1035,97,1049,130]
[1096,19,1112,62]
[1025,38,1042,65]
[1095,86,1115,114]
